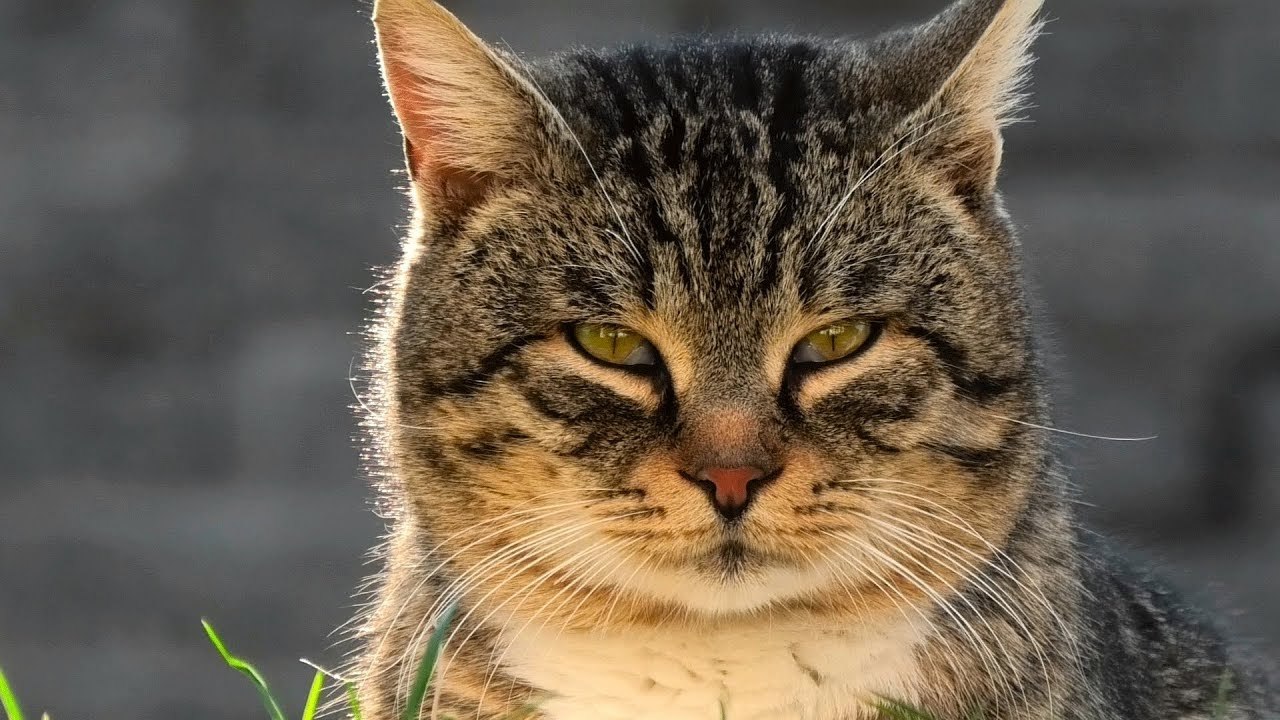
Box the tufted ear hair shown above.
[372,0,551,215]
[875,0,1044,204]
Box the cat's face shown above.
[372,0,1047,617]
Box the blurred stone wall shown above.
[1,0,1276,716]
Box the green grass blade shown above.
[0,666,26,720]
[201,619,287,720]
[300,670,325,720]
[1213,669,1234,719]
[301,658,362,720]
[403,601,460,720]
[345,682,363,720]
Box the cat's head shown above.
[369,0,1048,618]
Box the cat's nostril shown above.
[691,465,773,519]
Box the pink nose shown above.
[697,466,767,513]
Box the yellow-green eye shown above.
[571,323,659,368]
[792,320,875,365]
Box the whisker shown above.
[819,535,961,706]
[987,413,1157,442]
[832,477,1082,667]
[476,536,642,715]
[370,500,614,666]
[805,109,967,255]
[429,512,650,718]
[504,48,644,266]
[594,541,651,630]
[348,355,438,432]
[850,512,1045,713]
[391,514,612,701]
[836,529,1009,709]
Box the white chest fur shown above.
[498,616,924,720]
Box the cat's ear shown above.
[885,0,1044,202]
[372,0,546,212]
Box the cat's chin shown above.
[598,543,839,616]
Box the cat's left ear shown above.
[887,0,1044,202]
[372,0,551,215]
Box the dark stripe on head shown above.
[579,54,640,137]
[728,44,761,112]
[690,123,718,268]
[766,44,812,190]
[644,202,693,298]
[579,54,655,191]
[660,112,686,170]
[626,47,664,106]
[660,51,696,108]
[761,44,814,294]
[560,264,618,310]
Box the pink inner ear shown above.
[376,27,505,208]
[379,50,439,180]
[379,53,489,208]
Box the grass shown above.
[0,667,27,720]
[0,666,47,720]
[201,619,296,720]
[0,612,1237,720]
[200,603,459,720]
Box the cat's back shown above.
[1075,535,1279,718]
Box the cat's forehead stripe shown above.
[531,39,924,315]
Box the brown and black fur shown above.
[348,0,1279,717]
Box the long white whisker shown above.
[850,512,1039,713]
[805,109,966,255]
[429,512,649,718]
[393,514,613,703]
[358,492,615,649]
[507,53,644,266]
[892,514,1055,716]
[838,529,1008,708]
[833,477,1082,667]
[987,413,1157,442]
[372,499,613,665]
[477,536,642,715]
[820,535,956,707]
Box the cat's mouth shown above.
[712,539,751,573]
[696,538,777,577]
[614,535,836,614]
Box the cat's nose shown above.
[691,465,772,520]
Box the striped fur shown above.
[349,0,1279,718]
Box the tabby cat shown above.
[350,0,1279,717]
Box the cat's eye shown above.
[791,320,876,366]
[571,323,659,369]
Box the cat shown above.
[349,0,1280,717]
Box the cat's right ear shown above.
[373,0,546,214]
[875,0,1043,205]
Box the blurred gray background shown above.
[1,0,1277,716]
